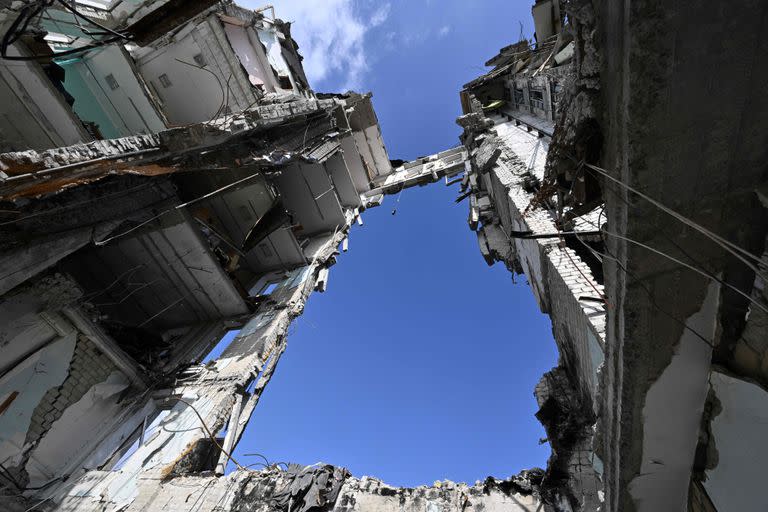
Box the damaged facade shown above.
[458,0,768,510]
[0,0,308,149]
[1,0,767,511]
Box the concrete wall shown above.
[0,44,90,151]
[593,0,768,510]
[61,46,166,137]
[703,370,768,510]
[459,110,605,509]
[134,16,257,125]
[223,22,275,92]
[60,59,122,140]
[0,277,132,490]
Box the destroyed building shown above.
[1,0,767,511]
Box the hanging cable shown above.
[580,162,767,281]
[502,113,766,282]
[536,200,611,308]
[0,182,157,227]
[174,397,248,472]
[94,171,265,246]
[554,203,718,349]
[173,59,226,123]
[1,0,131,61]
[391,184,404,215]
[573,213,768,315]
[54,0,130,41]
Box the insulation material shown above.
[257,28,292,80]
[223,23,269,87]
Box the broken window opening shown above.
[222,355,274,475]
[261,283,279,296]
[201,330,240,364]
[564,236,604,285]
[108,408,170,471]
[529,88,545,110]
[277,75,292,90]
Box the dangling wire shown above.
[391,185,404,215]
[1,0,132,61]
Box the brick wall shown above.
[24,335,119,449]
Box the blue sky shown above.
[228,0,556,487]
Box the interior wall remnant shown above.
[256,28,294,90]
[223,22,271,91]
[63,46,166,137]
[0,44,91,151]
[25,371,129,487]
[133,16,256,125]
[0,334,76,473]
[627,282,718,511]
[702,371,768,510]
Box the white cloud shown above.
[261,0,391,91]
[438,25,451,37]
[370,3,391,27]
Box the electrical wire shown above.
[94,171,265,246]
[3,2,49,47]
[581,161,768,282]
[594,228,714,348]
[23,496,52,512]
[1,0,130,61]
[504,113,767,285]
[173,59,226,124]
[0,182,158,227]
[505,115,768,317]
[486,120,741,346]
[608,227,767,315]
[174,397,248,472]
[557,206,717,349]
[243,453,272,467]
[54,0,130,41]
[530,194,610,307]
[574,213,768,315]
